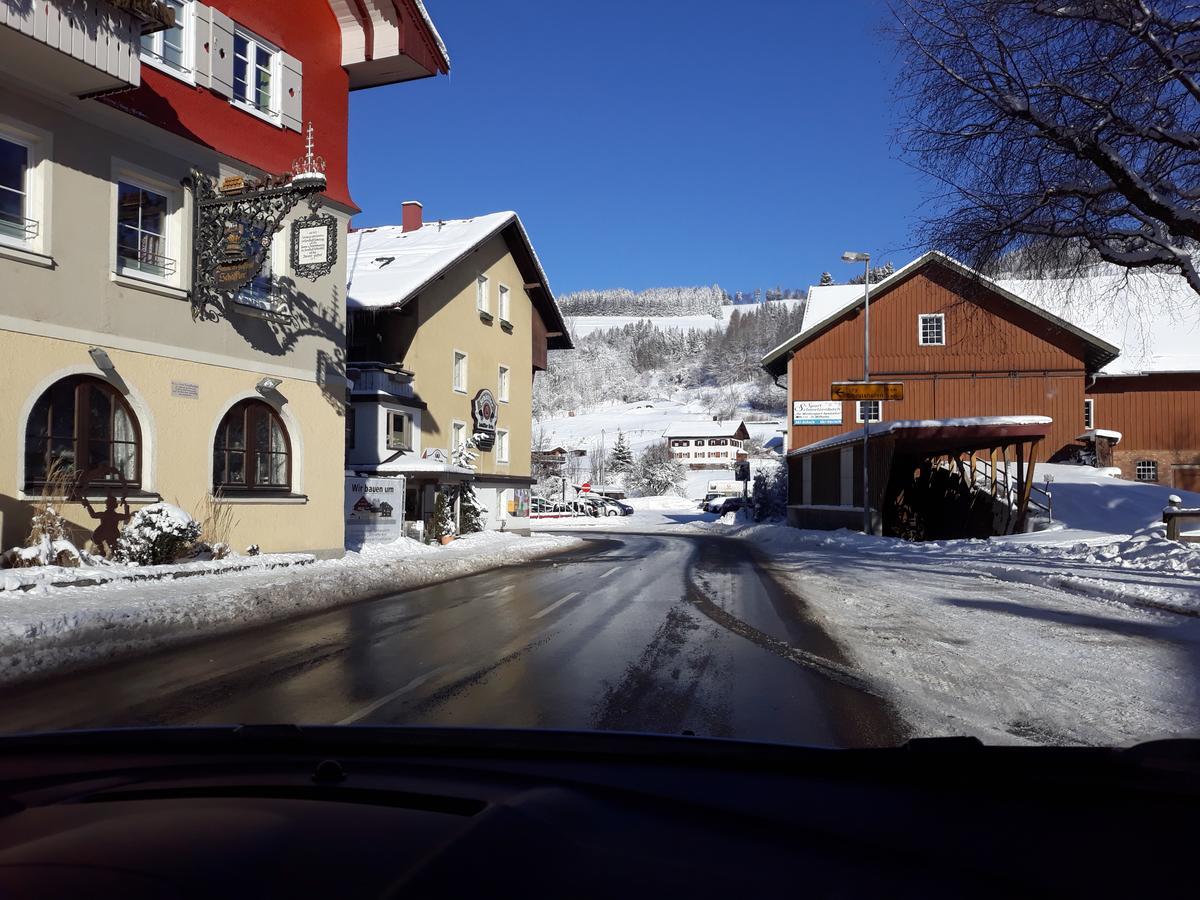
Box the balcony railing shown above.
[0,210,39,242]
[117,244,177,278]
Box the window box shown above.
[500,318,514,334]
[479,309,494,324]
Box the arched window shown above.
[24,376,141,489]
[213,399,291,491]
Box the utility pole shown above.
[843,251,872,535]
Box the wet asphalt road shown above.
[0,533,901,747]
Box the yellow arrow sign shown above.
[831,382,905,402]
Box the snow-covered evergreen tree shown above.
[750,463,788,522]
[609,431,634,474]
[819,271,834,286]
[431,491,455,539]
[457,482,486,533]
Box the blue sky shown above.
[349,1,925,295]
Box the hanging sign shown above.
[793,400,842,426]
[472,389,497,450]
[291,211,338,280]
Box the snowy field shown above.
[0,531,582,685]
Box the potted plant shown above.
[432,491,456,545]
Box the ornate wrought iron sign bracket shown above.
[185,122,329,321]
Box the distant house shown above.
[665,420,751,469]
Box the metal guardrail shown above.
[118,244,177,277]
[0,210,40,241]
[969,456,1053,523]
[1163,496,1200,544]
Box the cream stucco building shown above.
[345,203,572,536]
[0,0,449,557]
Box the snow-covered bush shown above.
[751,462,788,522]
[627,443,687,497]
[116,503,202,566]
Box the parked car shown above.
[584,495,633,517]
[706,496,748,515]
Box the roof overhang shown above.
[789,417,1053,458]
[760,251,1121,377]
[328,0,450,91]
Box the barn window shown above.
[1083,399,1095,429]
[1135,460,1158,482]
[856,400,882,423]
[213,400,290,491]
[24,376,141,490]
[918,313,945,346]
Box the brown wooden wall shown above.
[1087,373,1200,487]
[532,307,549,372]
[788,264,1090,455]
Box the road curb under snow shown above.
[0,532,584,687]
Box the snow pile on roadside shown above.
[0,531,582,685]
[2,551,314,594]
[705,520,1200,745]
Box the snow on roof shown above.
[791,415,1053,456]
[1077,428,1123,443]
[763,251,1200,375]
[663,419,748,438]
[800,283,868,333]
[413,0,451,69]
[347,212,516,310]
[997,272,1200,375]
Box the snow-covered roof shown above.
[348,212,516,310]
[997,272,1200,375]
[346,210,572,349]
[1077,428,1123,444]
[663,419,749,439]
[790,415,1053,456]
[762,251,1137,376]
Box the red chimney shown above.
[402,200,423,233]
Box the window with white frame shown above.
[116,179,175,279]
[452,421,467,449]
[498,284,510,322]
[496,429,510,463]
[140,0,193,80]
[918,313,945,346]
[477,274,490,314]
[0,135,34,245]
[856,400,882,423]
[452,351,468,393]
[1135,460,1158,482]
[498,365,510,402]
[386,411,412,451]
[1084,398,1095,430]
[233,26,281,120]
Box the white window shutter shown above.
[281,52,302,132]
[192,3,212,87]
[209,7,235,98]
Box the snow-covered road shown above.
[708,523,1200,746]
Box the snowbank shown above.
[702,520,1200,745]
[0,531,582,685]
[1,552,313,594]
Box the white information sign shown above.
[793,400,842,426]
[345,475,403,546]
[296,225,330,266]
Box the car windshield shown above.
[2,0,1199,751]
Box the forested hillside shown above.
[535,300,805,418]
[558,285,727,317]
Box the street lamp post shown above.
[842,251,872,535]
